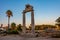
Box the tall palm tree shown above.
[6,10,13,29]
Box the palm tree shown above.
[6,10,13,30]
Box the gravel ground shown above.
[0,35,60,40]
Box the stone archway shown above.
[22,4,35,34]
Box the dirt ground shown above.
[0,35,60,40]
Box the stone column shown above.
[31,10,35,34]
[23,13,26,34]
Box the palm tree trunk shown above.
[8,17,10,30]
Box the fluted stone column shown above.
[22,13,26,34]
[31,11,35,34]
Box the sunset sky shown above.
[0,0,60,27]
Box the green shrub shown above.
[11,30,18,34]
[7,29,11,34]
[7,30,18,34]
[17,24,22,32]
